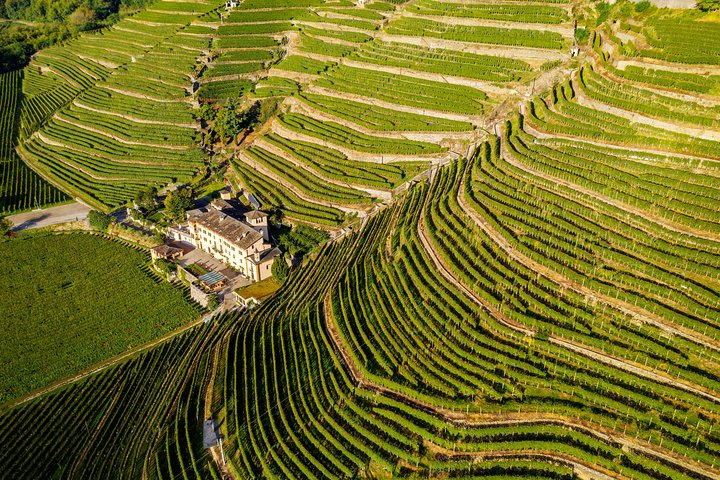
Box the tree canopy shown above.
[698,0,720,11]
[134,185,157,211]
[164,188,194,222]
[0,215,13,236]
[0,0,153,73]
[87,210,111,231]
[271,254,289,284]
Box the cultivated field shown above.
[0,0,719,478]
[0,233,202,405]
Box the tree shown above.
[698,0,720,10]
[164,188,194,222]
[154,258,176,276]
[197,103,216,122]
[134,185,157,211]
[0,215,13,236]
[87,210,111,231]
[272,254,290,284]
[213,99,242,143]
[206,293,219,310]
[68,5,96,29]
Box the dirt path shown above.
[2,316,210,412]
[375,33,567,62]
[53,114,192,150]
[99,84,189,103]
[514,114,720,243]
[572,71,720,142]
[305,84,482,124]
[236,150,372,215]
[522,112,720,168]
[34,132,191,168]
[401,11,574,38]
[588,53,720,106]
[341,57,515,96]
[266,67,319,84]
[616,58,720,77]
[286,95,472,142]
[419,195,720,398]
[270,119,447,164]
[495,134,720,348]
[9,201,91,231]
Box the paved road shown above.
[8,201,92,231]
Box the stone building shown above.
[187,205,279,282]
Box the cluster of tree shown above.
[199,98,281,145]
[0,0,153,73]
[134,185,157,211]
[698,0,719,11]
[271,253,289,284]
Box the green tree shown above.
[134,185,157,211]
[87,210,111,231]
[698,0,720,10]
[164,188,194,222]
[213,99,242,143]
[198,103,216,122]
[154,258,176,276]
[206,293,219,310]
[271,254,290,284]
[0,215,13,236]
[635,0,651,12]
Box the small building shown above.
[220,188,233,200]
[247,247,281,282]
[210,199,234,212]
[167,225,195,245]
[150,244,184,261]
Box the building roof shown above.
[186,208,204,219]
[248,247,281,265]
[199,271,225,286]
[210,199,233,211]
[151,244,183,256]
[244,209,268,221]
[192,209,263,250]
[247,193,260,210]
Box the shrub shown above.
[87,210,111,231]
[635,0,651,12]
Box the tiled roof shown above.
[151,244,183,255]
[244,209,268,221]
[192,209,263,250]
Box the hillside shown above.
[0,0,719,478]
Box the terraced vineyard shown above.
[0,70,68,213]
[1,0,720,478]
[13,0,227,211]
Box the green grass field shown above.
[0,233,202,405]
